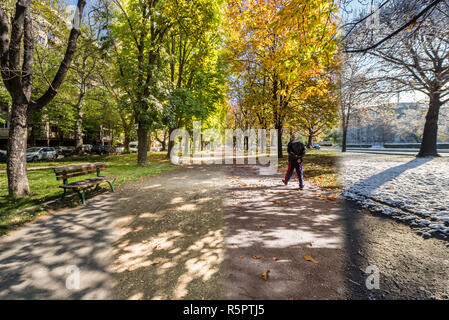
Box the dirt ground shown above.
[342,201,449,300]
[111,165,227,300]
[223,164,346,299]
[110,163,449,300]
[0,162,448,299]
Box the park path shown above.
[110,163,347,300]
[1,161,448,299]
[223,164,346,299]
[0,163,346,299]
[0,191,117,299]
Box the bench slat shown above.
[56,169,100,180]
[55,166,106,176]
[53,162,106,174]
[58,175,117,189]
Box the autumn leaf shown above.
[261,270,270,281]
[304,254,319,264]
[272,257,278,261]
[252,255,261,259]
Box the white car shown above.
[129,142,138,153]
[26,147,57,162]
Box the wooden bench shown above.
[54,162,117,204]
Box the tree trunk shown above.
[161,130,167,151]
[167,127,175,159]
[100,125,104,146]
[124,131,130,153]
[276,125,283,158]
[418,94,441,157]
[45,121,50,147]
[6,99,30,197]
[137,123,148,166]
[74,103,84,154]
[147,131,152,152]
[342,125,348,153]
[307,132,313,149]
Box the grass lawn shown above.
[0,152,174,235]
[278,149,340,190]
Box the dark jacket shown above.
[287,140,306,162]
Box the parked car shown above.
[54,146,64,156]
[312,143,321,150]
[83,144,93,153]
[60,146,75,157]
[91,144,103,155]
[101,145,118,155]
[0,150,6,163]
[129,142,138,153]
[26,147,57,162]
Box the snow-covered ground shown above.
[340,153,449,238]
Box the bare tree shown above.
[338,54,375,152]
[369,0,449,156]
[0,0,86,197]
[342,0,447,53]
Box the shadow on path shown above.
[224,164,347,299]
[345,157,433,197]
[111,165,226,300]
[0,193,117,299]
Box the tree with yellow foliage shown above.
[225,0,339,157]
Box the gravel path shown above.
[0,192,117,299]
[341,153,449,238]
[111,165,226,300]
[224,165,346,299]
[0,158,448,300]
[343,201,449,300]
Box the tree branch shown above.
[30,0,86,113]
[345,0,444,53]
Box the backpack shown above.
[290,140,305,158]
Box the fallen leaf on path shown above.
[252,255,261,259]
[261,270,270,281]
[308,242,313,247]
[256,224,263,229]
[304,254,319,264]
[272,257,278,261]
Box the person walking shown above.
[282,134,306,189]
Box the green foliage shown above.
[0,86,11,124]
